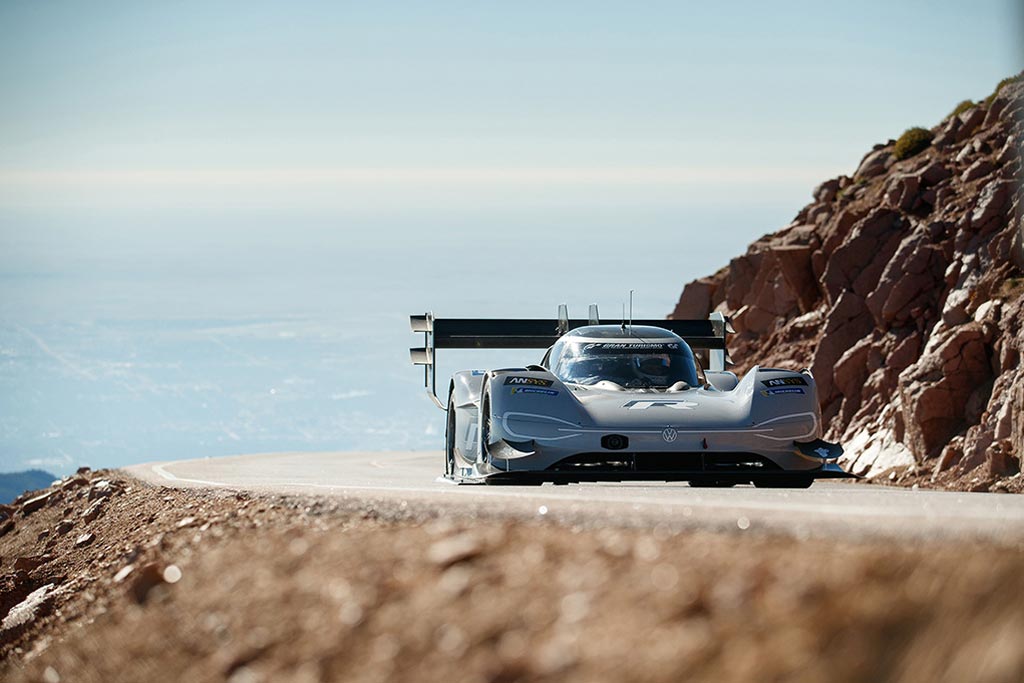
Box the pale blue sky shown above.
[0,0,1020,211]
[0,1,1022,472]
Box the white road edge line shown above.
[152,463,231,488]
[152,462,452,493]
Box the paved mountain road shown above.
[126,451,1024,543]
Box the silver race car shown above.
[410,306,853,487]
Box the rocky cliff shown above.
[671,75,1023,490]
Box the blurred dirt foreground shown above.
[2,470,1023,683]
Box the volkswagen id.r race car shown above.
[410,306,853,487]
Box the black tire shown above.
[478,385,492,464]
[445,397,457,476]
[752,475,814,489]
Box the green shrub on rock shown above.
[949,100,975,118]
[984,74,1022,105]
[998,277,1024,299]
[893,127,934,160]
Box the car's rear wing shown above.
[410,305,733,409]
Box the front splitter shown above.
[478,464,857,486]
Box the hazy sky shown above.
[0,1,1021,473]
[1,0,1020,211]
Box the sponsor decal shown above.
[471,370,486,376]
[583,342,680,353]
[760,376,808,388]
[504,376,554,387]
[761,387,806,396]
[511,387,559,397]
[661,427,678,443]
[623,400,698,410]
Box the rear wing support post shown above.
[410,313,444,410]
[707,311,735,372]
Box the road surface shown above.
[126,451,1024,542]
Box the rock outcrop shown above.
[670,75,1023,489]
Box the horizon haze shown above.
[1,1,1021,474]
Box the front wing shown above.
[479,462,854,486]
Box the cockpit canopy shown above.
[546,326,701,389]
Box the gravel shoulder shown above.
[2,469,1023,683]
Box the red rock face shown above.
[670,76,1024,487]
[898,323,992,459]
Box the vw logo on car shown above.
[661,427,678,443]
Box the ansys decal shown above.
[623,400,698,410]
[760,376,808,388]
[504,376,554,387]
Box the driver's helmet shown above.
[565,357,605,380]
[634,355,671,383]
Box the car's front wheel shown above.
[445,396,457,476]
[478,385,492,463]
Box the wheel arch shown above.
[451,370,485,409]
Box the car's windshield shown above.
[554,341,700,388]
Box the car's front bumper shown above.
[478,435,854,484]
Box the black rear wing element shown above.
[410,306,733,409]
